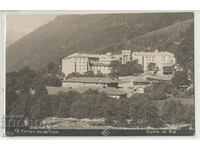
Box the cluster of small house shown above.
[54,72,172,99]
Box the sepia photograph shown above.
[5,12,195,136]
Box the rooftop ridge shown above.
[63,76,118,83]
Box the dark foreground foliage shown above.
[6,67,194,128]
[7,88,194,128]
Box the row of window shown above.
[75,60,87,63]
[76,67,87,71]
[91,66,109,70]
[75,65,87,67]
[145,56,156,58]
[75,58,87,60]
[145,59,155,62]
[75,67,110,71]
[143,55,174,59]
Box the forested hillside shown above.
[6,13,194,72]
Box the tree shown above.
[185,86,194,96]
[109,60,143,77]
[110,60,122,73]
[69,100,90,119]
[15,67,36,94]
[144,83,168,100]
[104,99,119,126]
[147,62,156,71]
[121,60,143,76]
[30,95,52,121]
[66,72,82,78]
[175,24,194,83]
[175,24,194,70]
[6,71,18,91]
[172,71,190,88]
[96,71,106,77]
[161,100,194,125]
[128,96,163,128]
[6,67,58,124]
[114,99,130,127]
[42,75,62,87]
[46,62,58,75]
[83,71,95,77]
[55,91,81,118]
[34,84,47,98]
[69,89,110,119]
[183,104,195,128]
[6,88,17,115]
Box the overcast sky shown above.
[6,15,58,46]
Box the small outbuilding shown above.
[132,77,151,94]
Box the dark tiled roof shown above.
[146,75,173,81]
[133,77,150,83]
[63,77,118,83]
[62,53,99,59]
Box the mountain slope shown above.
[6,13,194,72]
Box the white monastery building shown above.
[62,50,176,76]
[62,52,121,76]
[122,50,176,75]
